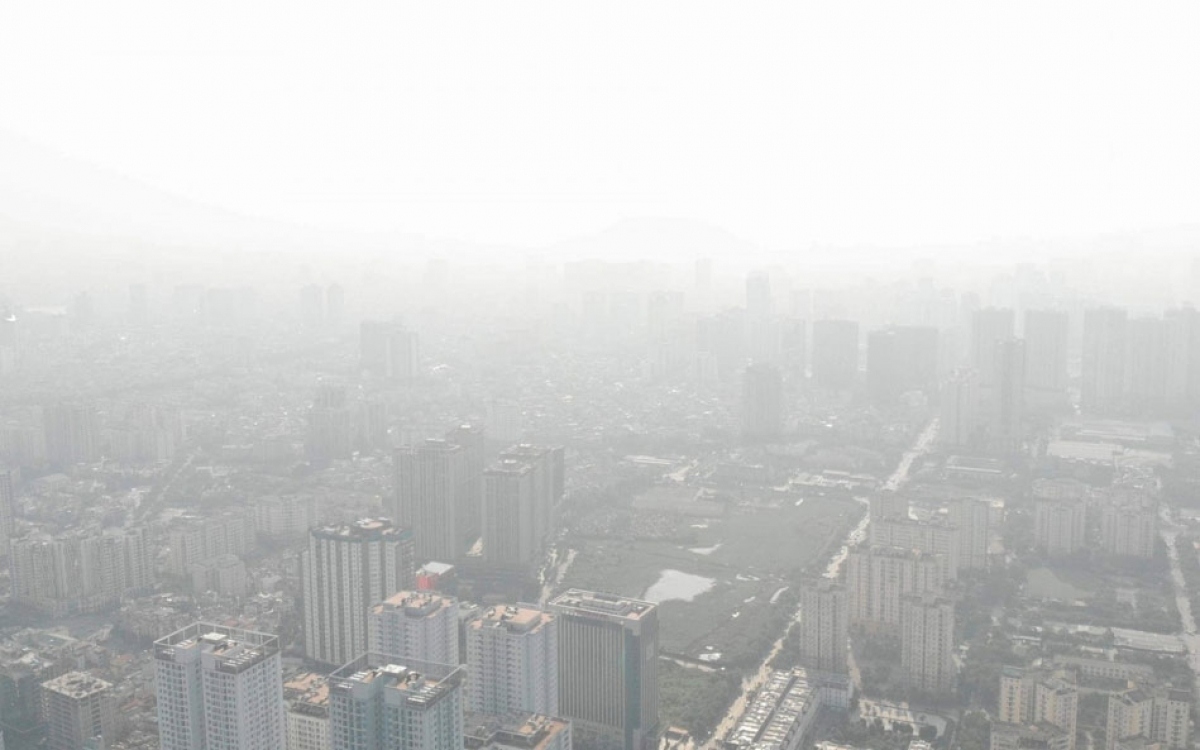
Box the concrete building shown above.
[466,604,558,717]
[301,519,416,667]
[154,624,285,750]
[811,320,859,390]
[42,404,101,466]
[1099,493,1157,560]
[798,579,847,674]
[1105,687,1189,750]
[724,669,826,750]
[368,590,460,667]
[549,590,658,750]
[9,527,155,616]
[190,554,248,598]
[498,444,565,561]
[1082,308,1129,415]
[940,368,979,448]
[971,308,1015,391]
[845,546,944,631]
[900,594,956,694]
[360,320,419,382]
[464,714,572,750]
[948,497,990,571]
[392,438,473,562]
[483,460,538,568]
[987,337,1026,450]
[1034,491,1088,558]
[305,384,353,462]
[284,673,330,750]
[41,672,115,750]
[166,513,252,578]
[997,667,1078,750]
[869,517,959,578]
[743,362,783,441]
[1023,310,1070,412]
[328,657,465,750]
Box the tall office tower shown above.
[368,591,460,666]
[360,321,420,382]
[447,424,486,550]
[299,284,325,328]
[41,672,116,750]
[483,460,538,568]
[301,519,417,667]
[811,320,859,390]
[549,590,658,750]
[1163,307,1200,409]
[284,673,330,750]
[900,593,956,694]
[1081,307,1129,415]
[695,310,749,384]
[0,467,14,560]
[392,438,474,562]
[742,362,783,441]
[865,329,902,404]
[997,667,1079,750]
[42,404,101,466]
[798,579,848,673]
[746,271,773,319]
[499,444,565,553]
[780,318,807,379]
[305,384,353,462]
[869,517,960,578]
[940,369,979,448]
[1023,310,1070,411]
[1099,495,1158,559]
[466,604,558,717]
[154,624,285,750]
[864,326,939,403]
[0,307,16,375]
[129,284,149,326]
[989,338,1026,450]
[1126,316,1168,414]
[971,307,1015,390]
[898,325,940,395]
[948,497,990,571]
[1034,498,1088,557]
[329,657,465,750]
[325,284,344,328]
[845,547,944,631]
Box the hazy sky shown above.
[2,1,1199,249]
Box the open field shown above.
[561,493,861,664]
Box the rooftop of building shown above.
[469,604,552,634]
[373,590,457,618]
[549,589,655,621]
[329,656,464,707]
[154,623,279,672]
[42,671,112,699]
[464,713,571,750]
[284,672,330,711]
[311,518,411,541]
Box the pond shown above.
[643,569,716,603]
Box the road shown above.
[539,547,577,605]
[1159,510,1200,679]
[703,418,940,748]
